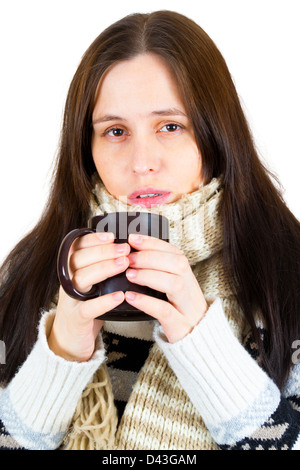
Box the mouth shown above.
[128,187,171,207]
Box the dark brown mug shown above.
[57,212,169,321]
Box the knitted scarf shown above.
[64,176,247,450]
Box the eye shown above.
[159,123,183,133]
[106,127,126,137]
[102,126,129,141]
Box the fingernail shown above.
[126,269,137,279]
[115,243,128,253]
[115,256,125,265]
[126,291,136,301]
[129,234,143,244]
[113,291,124,302]
[97,232,114,241]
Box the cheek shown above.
[190,157,203,188]
[92,136,111,172]
[91,142,110,181]
[91,145,126,196]
[93,156,116,185]
[93,163,118,197]
[174,142,202,183]
[188,140,202,175]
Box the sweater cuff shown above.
[0,309,105,450]
[154,297,280,445]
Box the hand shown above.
[48,232,130,361]
[124,234,208,343]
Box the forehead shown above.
[93,53,186,119]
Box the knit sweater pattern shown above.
[0,177,299,450]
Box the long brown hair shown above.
[1,11,299,388]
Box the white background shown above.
[0,0,299,264]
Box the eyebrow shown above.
[151,108,187,118]
[93,114,123,125]
[92,108,188,125]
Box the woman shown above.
[0,10,299,450]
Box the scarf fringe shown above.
[63,365,118,450]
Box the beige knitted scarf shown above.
[64,175,247,450]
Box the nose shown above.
[130,135,161,176]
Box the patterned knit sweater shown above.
[0,177,300,450]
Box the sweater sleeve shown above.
[154,297,300,450]
[0,308,106,450]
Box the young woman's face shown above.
[91,53,202,207]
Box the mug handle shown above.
[57,228,100,301]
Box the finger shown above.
[70,242,130,271]
[73,256,130,292]
[128,234,181,254]
[79,291,125,322]
[126,267,181,297]
[128,249,188,276]
[126,266,206,318]
[72,232,115,251]
[124,291,189,343]
[124,290,177,321]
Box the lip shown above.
[128,187,171,207]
